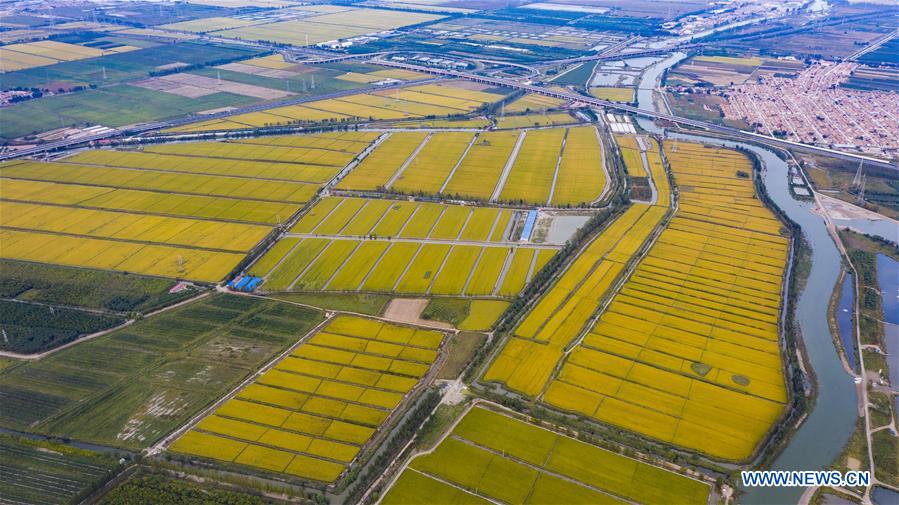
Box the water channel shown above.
[632,55,859,505]
[836,273,858,373]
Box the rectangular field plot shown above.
[615,134,646,177]
[172,81,501,133]
[66,132,374,184]
[551,126,607,206]
[170,315,445,483]
[209,8,443,46]
[484,204,666,396]
[355,126,607,206]
[0,295,322,449]
[0,161,317,205]
[441,131,519,200]
[390,132,475,194]
[259,237,550,297]
[542,142,787,461]
[336,132,427,190]
[499,128,565,204]
[382,406,710,505]
[0,435,121,504]
[257,197,554,296]
[0,133,371,282]
[287,197,518,242]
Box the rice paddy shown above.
[495,112,577,129]
[382,405,710,504]
[589,87,634,102]
[0,132,375,282]
[503,93,566,113]
[0,40,137,72]
[338,126,607,206]
[484,204,666,396]
[170,315,445,483]
[485,139,788,460]
[171,82,500,133]
[252,198,557,296]
[208,8,444,46]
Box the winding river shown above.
[633,58,859,505]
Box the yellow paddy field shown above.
[488,141,788,461]
[170,82,499,133]
[208,8,443,46]
[251,197,557,295]
[338,126,607,206]
[170,315,445,482]
[0,133,375,282]
[0,40,137,72]
[485,203,666,396]
[382,405,710,504]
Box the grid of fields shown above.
[0,295,322,449]
[208,8,444,46]
[541,142,787,461]
[382,406,710,505]
[484,204,667,396]
[0,40,137,72]
[0,435,121,504]
[171,82,501,133]
[341,126,607,206]
[250,198,556,295]
[170,315,445,482]
[0,133,373,282]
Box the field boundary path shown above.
[281,233,563,249]
[490,130,527,202]
[385,133,433,189]
[146,309,335,457]
[545,129,569,205]
[439,132,479,194]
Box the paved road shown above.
[5,46,894,171]
[368,57,897,171]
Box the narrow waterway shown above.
[836,273,858,373]
[633,58,858,505]
[877,254,899,390]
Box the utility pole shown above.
[851,160,864,188]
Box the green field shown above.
[0,85,256,140]
[0,41,261,90]
[99,471,268,505]
[0,295,322,448]
[0,259,198,353]
[0,434,122,504]
[0,259,194,313]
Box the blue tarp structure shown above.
[228,275,263,292]
[520,210,538,241]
